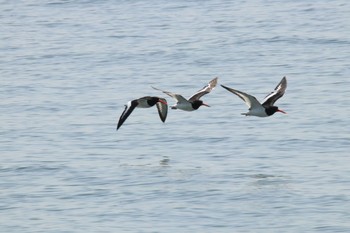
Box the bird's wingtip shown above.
[220,84,230,90]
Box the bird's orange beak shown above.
[202,102,210,107]
[277,109,287,114]
[158,99,167,105]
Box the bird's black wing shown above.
[262,76,287,107]
[117,100,138,130]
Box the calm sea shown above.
[1,0,350,232]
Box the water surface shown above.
[1,0,350,232]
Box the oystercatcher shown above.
[221,76,287,117]
[117,96,168,130]
[152,77,218,111]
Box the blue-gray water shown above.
[1,1,350,232]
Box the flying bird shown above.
[221,76,287,117]
[152,77,218,111]
[117,96,168,130]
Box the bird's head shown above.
[266,106,287,116]
[192,100,210,110]
[148,97,167,106]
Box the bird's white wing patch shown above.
[221,85,262,109]
[152,86,188,103]
[262,76,287,107]
[188,77,218,101]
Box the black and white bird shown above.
[221,76,287,117]
[117,96,168,130]
[152,77,218,111]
